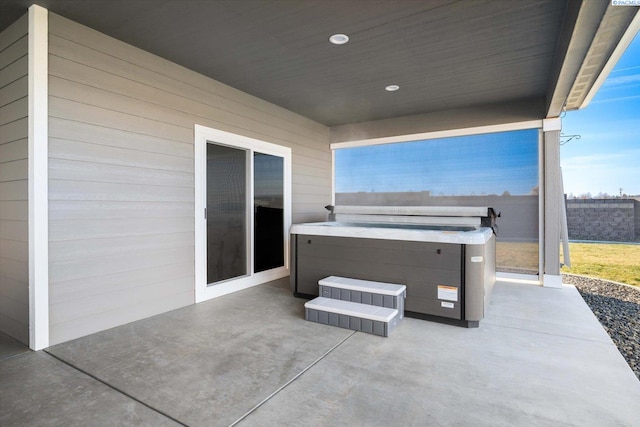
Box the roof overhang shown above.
[0,0,638,127]
[546,1,640,117]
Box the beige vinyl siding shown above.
[48,13,331,344]
[0,14,29,344]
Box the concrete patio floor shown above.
[1,278,639,426]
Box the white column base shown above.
[543,274,563,288]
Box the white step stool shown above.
[305,297,400,337]
[305,276,406,336]
[318,276,406,319]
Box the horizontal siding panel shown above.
[0,12,28,345]
[49,246,194,283]
[50,217,193,242]
[49,180,193,202]
[49,53,328,147]
[0,138,28,161]
[49,75,197,130]
[50,76,328,157]
[0,200,27,220]
[48,16,327,137]
[292,147,331,167]
[293,193,333,205]
[293,192,332,205]
[49,287,193,346]
[0,238,28,262]
[293,202,332,214]
[49,232,194,263]
[50,274,193,325]
[49,97,192,142]
[293,203,331,213]
[0,275,28,304]
[0,96,27,126]
[0,75,27,106]
[0,14,27,52]
[292,166,331,181]
[0,292,28,323]
[49,117,193,158]
[0,55,27,88]
[0,219,27,241]
[0,159,28,181]
[49,200,193,220]
[50,261,194,304]
[49,138,193,173]
[0,34,27,69]
[0,317,28,345]
[292,212,328,224]
[293,193,331,206]
[0,180,28,201]
[0,313,28,344]
[50,158,194,188]
[293,173,331,187]
[0,257,28,282]
[0,117,27,144]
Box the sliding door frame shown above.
[194,125,291,303]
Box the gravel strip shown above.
[562,274,640,381]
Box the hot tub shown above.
[289,206,497,327]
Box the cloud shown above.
[602,73,640,87]
[591,94,640,104]
[562,149,640,170]
[561,150,640,194]
[611,65,640,73]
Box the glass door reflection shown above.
[254,153,284,273]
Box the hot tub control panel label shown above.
[437,285,458,302]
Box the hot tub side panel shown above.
[463,234,495,322]
[291,234,464,321]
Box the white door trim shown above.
[194,125,291,303]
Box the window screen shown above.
[334,129,540,274]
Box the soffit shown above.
[0,0,596,126]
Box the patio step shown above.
[305,276,406,336]
[304,297,400,337]
[318,276,406,319]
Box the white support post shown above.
[28,4,49,349]
[542,118,562,288]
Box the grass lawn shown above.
[562,242,640,287]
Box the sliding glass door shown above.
[195,125,291,302]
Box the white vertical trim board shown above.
[538,129,545,279]
[194,125,292,303]
[543,274,563,289]
[28,4,49,350]
[331,149,336,206]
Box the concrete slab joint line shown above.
[229,330,357,427]
[42,350,189,427]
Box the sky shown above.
[561,32,640,197]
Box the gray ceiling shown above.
[0,0,569,126]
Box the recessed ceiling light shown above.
[385,84,400,92]
[329,34,349,45]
